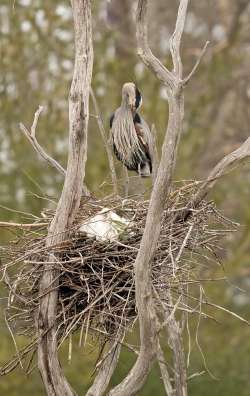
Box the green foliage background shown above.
[1,1,250,394]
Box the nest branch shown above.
[0,183,237,381]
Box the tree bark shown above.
[37,1,93,395]
[109,1,188,395]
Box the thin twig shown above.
[90,88,119,196]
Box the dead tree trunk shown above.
[37,1,93,395]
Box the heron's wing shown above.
[134,115,154,162]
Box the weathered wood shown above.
[177,137,250,222]
[157,342,174,396]
[86,336,123,396]
[109,1,189,395]
[90,89,119,196]
[19,106,66,177]
[37,1,93,395]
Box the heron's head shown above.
[121,82,142,112]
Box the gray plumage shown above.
[110,82,153,177]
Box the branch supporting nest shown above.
[1,183,240,390]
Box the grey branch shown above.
[37,1,93,395]
[86,336,123,396]
[170,0,189,78]
[19,107,66,177]
[109,1,194,395]
[0,221,48,229]
[136,0,175,90]
[157,343,174,396]
[182,41,210,86]
[194,136,250,205]
[90,88,119,196]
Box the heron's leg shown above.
[138,163,141,177]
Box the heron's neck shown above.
[121,97,130,110]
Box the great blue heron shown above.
[110,82,153,177]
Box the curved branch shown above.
[109,1,190,395]
[37,1,93,395]
[182,41,210,86]
[90,89,119,196]
[86,336,123,396]
[194,136,250,204]
[136,0,175,90]
[19,107,66,177]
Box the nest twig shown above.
[0,181,236,375]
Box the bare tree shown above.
[1,1,250,396]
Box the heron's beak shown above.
[128,96,136,112]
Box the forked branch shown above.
[109,1,192,395]
[19,106,66,177]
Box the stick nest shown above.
[0,181,235,375]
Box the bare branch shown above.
[170,0,189,78]
[157,343,174,396]
[0,221,48,229]
[136,0,175,90]
[31,105,43,138]
[37,1,93,395]
[193,137,250,205]
[90,88,119,196]
[164,291,187,396]
[19,109,66,177]
[86,336,123,396]
[151,124,159,184]
[182,41,210,86]
[109,1,190,395]
[123,166,129,198]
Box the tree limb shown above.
[165,291,187,396]
[19,106,90,196]
[176,136,250,224]
[182,41,210,86]
[86,336,123,396]
[136,0,175,91]
[0,221,48,229]
[90,88,119,196]
[19,107,66,177]
[157,342,174,396]
[37,1,93,395]
[193,136,250,204]
[109,1,192,395]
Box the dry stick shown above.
[19,107,89,196]
[194,137,250,204]
[182,41,210,86]
[19,107,65,177]
[37,1,93,396]
[157,342,174,396]
[0,221,48,229]
[109,1,191,395]
[86,334,124,396]
[90,89,119,196]
[178,137,250,221]
[165,290,187,396]
[123,166,129,197]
